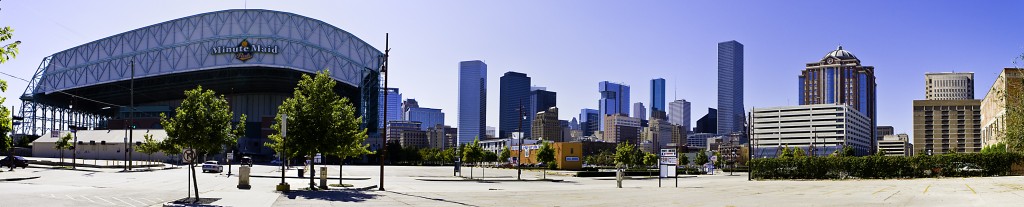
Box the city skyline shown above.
[2,1,1024,142]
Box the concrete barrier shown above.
[237,166,251,189]
[319,167,328,189]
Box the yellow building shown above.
[981,68,1024,147]
[510,142,583,170]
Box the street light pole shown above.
[280,114,287,186]
[378,33,389,191]
[517,100,524,180]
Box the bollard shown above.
[237,166,251,189]
[319,167,329,189]
[616,163,624,188]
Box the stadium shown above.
[17,9,384,159]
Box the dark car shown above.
[240,156,253,167]
[1,156,29,169]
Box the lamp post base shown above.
[275,183,290,192]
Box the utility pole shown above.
[379,33,389,191]
[517,100,524,180]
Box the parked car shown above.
[0,156,28,169]
[240,156,253,167]
[201,161,223,173]
[270,159,283,165]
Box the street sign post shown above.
[183,148,196,164]
[659,149,678,188]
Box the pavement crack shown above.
[884,190,901,201]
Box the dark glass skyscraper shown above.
[799,45,877,151]
[717,40,745,136]
[458,60,487,145]
[599,81,630,129]
[650,78,666,119]
[499,71,531,139]
[529,89,557,137]
[580,108,600,137]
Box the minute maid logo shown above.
[211,39,279,62]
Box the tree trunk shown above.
[344,155,348,185]
[543,169,546,180]
[191,162,200,202]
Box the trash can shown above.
[237,166,251,189]
[298,168,305,178]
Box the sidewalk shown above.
[0,167,43,181]
[26,157,164,169]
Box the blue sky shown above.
[1,1,1023,140]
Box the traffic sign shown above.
[660,149,676,157]
[227,153,234,161]
[711,155,718,162]
[314,153,322,164]
[183,148,196,163]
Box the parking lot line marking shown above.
[111,197,135,207]
[924,184,932,194]
[138,198,157,203]
[126,197,147,205]
[93,196,118,206]
[65,195,77,201]
[79,195,96,203]
[873,186,892,195]
[965,184,977,194]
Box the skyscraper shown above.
[500,71,531,139]
[401,98,419,121]
[458,60,487,145]
[798,45,877,151]
[669,99,691,132]
[695,108,718,134]
[579,108,600,137]
[528,89,557,137]
[633,102,647,120]
[925,72,974,100]
[717,40,745,136]
[379,88,402,129]
[650,78,666,119]
[599,81,630,129]
[407,107,444,131]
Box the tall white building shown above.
[925,72,974,100]
[751,104,873,157]
[458,60,487,145]
[669,99,691,132]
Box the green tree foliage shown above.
[679,153,689,166]
[498,146,511,163]
[0,26,16,154]
[695,149,709,166]
[780,147,793,158]
[793,147,806,157]
[584,150,615,167]
[841,145,855,157]
[54,133,72,165]
[750,152,1024,179]
[483,150,498,163]
[137,134,163,167]
[536,141,556,179]
[982,142,1008,154]
[462,138,483,179]
[643,152,658,168]
[263,70,367,189]
[160,85,246,198]
[614,143,642,167]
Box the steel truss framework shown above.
[17,9,383,137]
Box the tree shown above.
[536,141,556,180]
[264,70,366,190]
[875,149,888,156]
[54,133,72,166]
[483,150,498,164]
[793,147,806,157]
[780,147,793,158]
[643,152,658,168]
[137,134,162,168]
[614,143,641,168]
[498,146,511,164]
[982,142,1008,154]
[695,149,709,167]
[160,85,246,201]
[679,153,689,166]
[462,138,483,179]
[0,26,18,168]
[841,145,855,157]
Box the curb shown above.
[0,176,41,182]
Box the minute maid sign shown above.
[211,39,279,62]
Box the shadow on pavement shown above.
[386,191,479,207]
[284,188,378,202]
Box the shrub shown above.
[750,152,1024,179]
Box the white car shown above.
[202,161,223,173]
